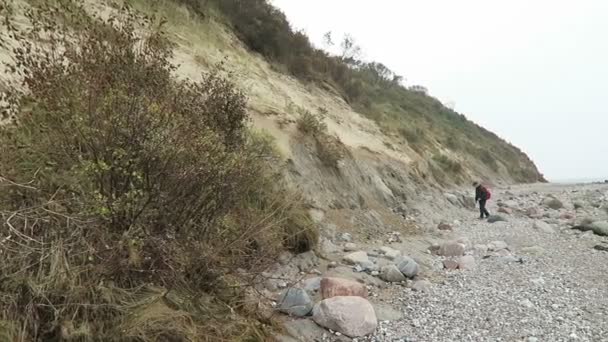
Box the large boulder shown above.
[533,220,555,234]
[312,296,378,337]
[342,251,369,265]
[380,264,407,283]
[277,288,314,317]
[394,255,419,278]
[320,277,368,299]
[437,241,466,257]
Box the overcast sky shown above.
[272,0,608,182]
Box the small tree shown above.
[340,33,362,64]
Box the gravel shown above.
[357,184,608,342]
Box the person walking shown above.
[473,181,491,219]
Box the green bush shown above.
[0,2,315,340]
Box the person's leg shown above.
[481,200,490,218]
[479,200,485,218]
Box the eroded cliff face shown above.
[0,0,544,232]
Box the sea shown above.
[551,177,608,185]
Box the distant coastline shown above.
[551,177,607,184]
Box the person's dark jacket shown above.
[475,185,488,202]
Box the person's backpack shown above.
[482,186,492,200]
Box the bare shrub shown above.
[0,1,316,340]
[315,133,348,170]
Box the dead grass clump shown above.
[0,1,316,340]
[315,133,349,170]
[294,106,348,170]
[296,107,327,136]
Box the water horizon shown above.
[550,177,607,184]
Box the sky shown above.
[271,0,608,182]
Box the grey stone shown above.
[521,246,545,255]
[385,249,401,260]
[591,221,608,236]
[394,255,419,278]
[573,201,586,209]
[277,288,314,317]
[337,232,353,242]
[458,255,476,270]
[319,238,339,256]
[324,266,386,288]
[293,251,320,272]
[498,256,522,264]
[298,277,322,294]
[445,193,460,206]
[533,220,555,234]
[343,251,369,265]
[456,237,472,250]
[474,244,489,253]
[343,243,358,252]
[498,207,513,215]
[282,318,328,342]
[488,240,509,251]
[520,299,535,308]
[411,280,432,292]
[380,246,401,260]
[278,252,294,265]
[544,198,564,210]
[359,260,377,272]
[438,241,466,257]
[380,264,407,282]
[526,207,543,219]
